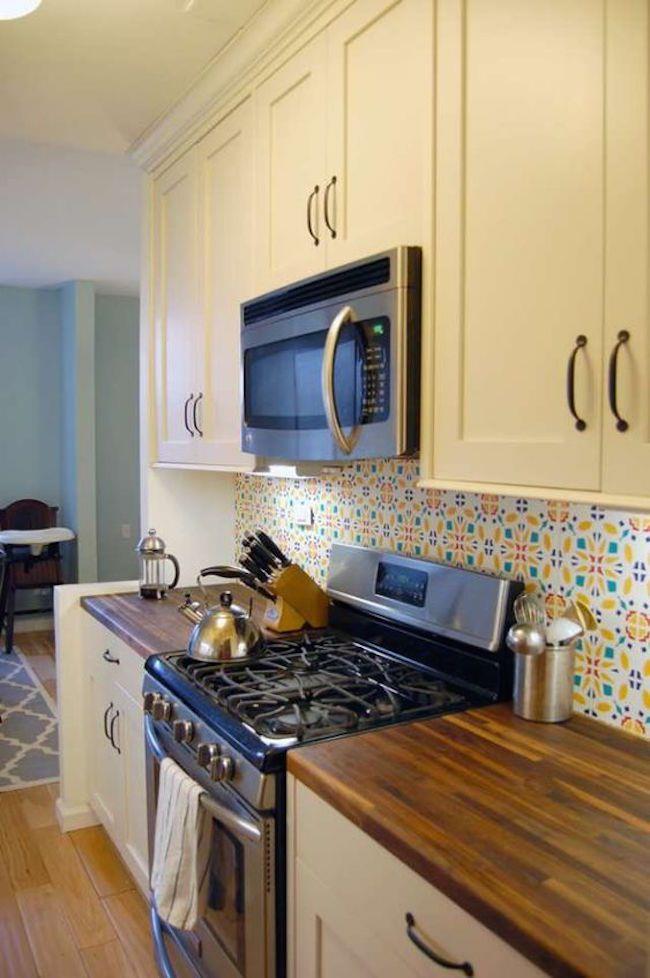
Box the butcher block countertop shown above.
[288,704,650,978]
[81,585,258,658]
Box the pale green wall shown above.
[0,281,140,599]
[60,281,98,583]
[0,285,62,509]
[95,294,140,581]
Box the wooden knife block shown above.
[255,563,329,633]
[262,596,306,633]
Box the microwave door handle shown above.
[321,305,361,455]
[144,716,262,845]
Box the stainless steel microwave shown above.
[240,247,421,463]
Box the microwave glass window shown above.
[244,317,390,430]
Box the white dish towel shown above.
[151,757,212,930]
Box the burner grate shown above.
[167,632,468,743]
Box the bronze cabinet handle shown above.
[193,392,203,437]
[102,649,120,665]
[307,185,320,245]
[183,394,195,437]
[608,330,630,432]
[405,913,474,975]
[103,702,113,741]
[566,334,588,431]
[109,709,121,754]
[324,175,337,238]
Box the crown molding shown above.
[129,0,343,173]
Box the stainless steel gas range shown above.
[142,543,522,978]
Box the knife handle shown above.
[255,530,291,567]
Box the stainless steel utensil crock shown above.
[513,643,576,722]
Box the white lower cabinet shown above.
[86,618,149,892]
[288,777,549,978]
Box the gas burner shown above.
[166,630,469,744]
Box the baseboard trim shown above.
[15,614,54,634]
[55,797,99,833]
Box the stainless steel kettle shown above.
[179,589,265,663]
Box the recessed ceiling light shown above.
[0,0,41,20]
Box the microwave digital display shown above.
[375,560,428,607]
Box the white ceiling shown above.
[0,0,267,292]
[0,0,267,153]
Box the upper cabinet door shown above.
[325,0,433,263]
[601,0,650,497]
[430,0,605,491]
[152,149,201,464]
[254,34,328,292]
[193,101,255,470]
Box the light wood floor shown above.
[1,632,159,978]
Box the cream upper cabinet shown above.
[601,0,650,497]
[325,0,433,262]
[254,34,328,292]
[254,0,433,292]
[430,0,605,491]
[193,100,255,470]
[153,149,202,465]
[152,103,255,469]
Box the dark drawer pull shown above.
[103,649,120,665]
[405,913,474,976]
[608,329,630,432]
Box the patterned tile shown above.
[235,460,650,738]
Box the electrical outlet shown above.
[294,503,313,527]
[121,524,132,539]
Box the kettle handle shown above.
[199,565,276,603]
[166,553,180,590]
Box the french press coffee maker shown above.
[135,529,180,599]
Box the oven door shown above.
[145,717,276,978]
[241,295,396,462]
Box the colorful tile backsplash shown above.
[235,459,650,738]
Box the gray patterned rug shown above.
[0,647,58,791]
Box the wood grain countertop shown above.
[288,704,650,978]
[81,585,264,658]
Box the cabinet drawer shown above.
[85,616,144,701]
[292,780,548,978]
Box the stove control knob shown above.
[172,719,194,744]
[151,697,172,722]
[214,755,235,783]
[142,692,159,714]
[197,742,221,779]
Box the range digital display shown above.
[375,561,428,608]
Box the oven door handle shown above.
[151,903,202,978]
[321,304,362,455]
[144,716,262,844]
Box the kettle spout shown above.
[178,593,204,626]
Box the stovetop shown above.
[146,629,483,768]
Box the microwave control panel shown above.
[360,317,390,424]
